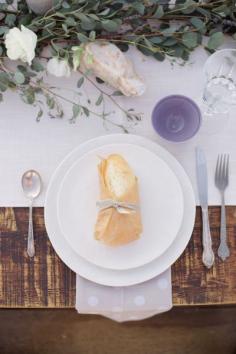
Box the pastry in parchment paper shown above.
[94,154,142,247]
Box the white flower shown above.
[5,25,37,65]
[47,57,71,78]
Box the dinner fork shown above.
[215,154,230,261]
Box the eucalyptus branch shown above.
[79,69,142,122]
[32,80,132,131]
[0,0,233,132]
[0,60,130,132]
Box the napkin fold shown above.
[76,268,172,322]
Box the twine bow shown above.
[96,199,139,214]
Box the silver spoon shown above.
[21,170,42,257]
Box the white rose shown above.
[47,57,71,78]
[5,25,37,65]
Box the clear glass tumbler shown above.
[201,49,236,133]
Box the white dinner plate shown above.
[57,143,184,270]
[45,134,196,287]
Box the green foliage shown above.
[0,0,234,131]
[3,0,232,65]
[207,32,224,50]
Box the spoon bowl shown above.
[22,170,42,200]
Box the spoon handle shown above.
[27,201,35,257]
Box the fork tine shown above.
[215,153,230,189]
[219,154,223,183]
[215,155,220,184]
[222,154,226,181]
[223,154,228,180]
[226,154,229,184]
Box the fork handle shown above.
[218,193,229,260]
[220,193,227,241]
[202,207,214,268]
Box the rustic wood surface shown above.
[0,206,236,308]
[1,307,236,354]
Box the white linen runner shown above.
[76,269,172,322]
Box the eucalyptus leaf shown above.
[150,36,163,44]
[65,17,77,27]
[14,71,25,85]
[76,14,96,31]
[102,20,120,32]
[77,33,89,43]
[99,8,110,16]
[55,12,66,18]
[161,27,176,37]
[190,17,206,33]
[171,45,184,58]
[153,52,165,62]
[62,1,70,8]
[5,14,16,27]
[77,77,84,88]
[62,23,68,33]
[163,38,177,46]
[88,14,99,21]
[181,0,196,14]
[72,104,80,119]
[82,106,90,117]
[31,60,44,72]
[182,32,198,48]
[132,2,145,15]
[115,42,129,52]
[19,14,33,26]
[214,4,231,15]
[154,5,164,19]
[36,108,43,121]
[22,89,35,104]
[0,26,8,36]
[112,90,123,96]
[17,65,27,73]
[89,30,96,41]
[207,32,224,50]
[47,96,55,109]
[0,74,8,91]
[95,93,103,106]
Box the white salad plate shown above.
[45,134,196,287]
[57,143,184,270]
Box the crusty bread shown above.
[94,154,142,247]
[103,154,136,199]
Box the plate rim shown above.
[45,134,196,287]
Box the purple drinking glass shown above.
[152,95,202,142]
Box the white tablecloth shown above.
[1,39,236,206]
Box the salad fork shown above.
[215,154,230,261]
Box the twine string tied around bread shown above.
[96,199,139,214]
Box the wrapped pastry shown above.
[80,41,146,97]
[94,154,142,247]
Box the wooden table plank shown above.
[0,207,236,308]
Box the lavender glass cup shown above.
[152,95,202,142]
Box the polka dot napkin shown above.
[75,268,172,322]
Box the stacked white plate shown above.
[45,134,196,287]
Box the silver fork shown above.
[215,154,230,261]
